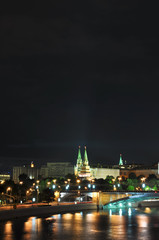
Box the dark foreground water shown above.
[1,207,159,240]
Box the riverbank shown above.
[0,203,97,221]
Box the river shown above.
[0,207,159,240]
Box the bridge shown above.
[60,191,159,209]
[103,192,159,209]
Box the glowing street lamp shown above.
[142,183,146,188]
[53,179,57,184]
[76,179,81,189]
[7,187,12,192]
[113,185,117,191]
[67,179,71,184]
[141,177,146,182]
[118,177,122,183]
[76,179,80,184]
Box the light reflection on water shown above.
[0,208,159,240]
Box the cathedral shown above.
[74,146,91,178]
[74,146,120,179]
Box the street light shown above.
[118,177,122,182]
[6,187,12,193]
[26,190,29,201]
[113,185,117,191]
[141,177,146,182]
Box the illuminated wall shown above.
[90,168,120,179]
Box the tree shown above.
[147,178,157,188]
[19,174,28,182]
[105,176,114,184]
[65,174,76,184]
[127,185,135,191]
[147,174,157,181]
[129,173,137,179]
[39,188,54,202]
[127,178,138,189]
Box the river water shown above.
[0,207,159,240]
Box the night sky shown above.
[0,0,159,171]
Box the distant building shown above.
[120,167,159,178]
[0,174,10,182]
[13,162,39,183]
[40,162,74,178]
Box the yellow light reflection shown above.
[74,212,82,220]
[109,215,126,240]
[136,215,149,228]
[4,221,13,240]
[136,215,150,240]
[63,213,73,220]
[86,212,98,221]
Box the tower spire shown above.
[83,146,89,166]
[119,153,123,165]
[75,145,83,175]
[77,146,82,160]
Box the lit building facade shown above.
[91,167,120,179]
[0,174,10,182]
[40,162,74,178]
[13,162,39,183]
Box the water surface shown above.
[0,208,159,240]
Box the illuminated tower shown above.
[79,146,91,178]
[119,154,123,166]
[74,146,83,176]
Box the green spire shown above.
[77,146,82,160]
[119,154,123,165]
[83,146,89,165]
[77,146,82,166]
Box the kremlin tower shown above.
[78,146,91,178]
[74,146,83,176]
[119,154,123,166]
